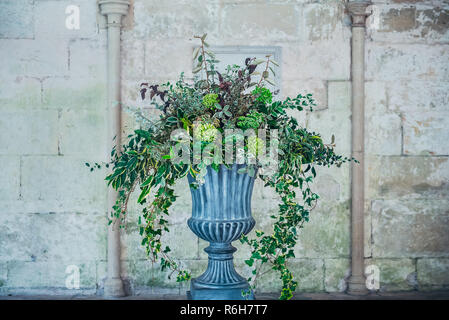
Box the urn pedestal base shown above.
[188,243,254,300]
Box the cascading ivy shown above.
[95,34,354,300]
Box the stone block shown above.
[367,258,416,291]
[366,112,402,155]
[0,211,107,262]
[416,7,449,42]
[0,213,30,262]
[0,110,59,155]
[121,225,148,262]
[69,39,107,78]
[306,104,351,155]
[144,39,193,80]
[366,155,449,199]
[365,207,373,258]
[34,0,98,40]
[388,80,449,113]
[295,201,350,259]
[59,109,107,156]
[328,81,351,111]
[0,156,20,201]
[0,39,68,77]
[0,76,42,110]
[304,2,348,41]
[403,111,449,155]
[121,38,145,80]
[324,258,350,292]
[371,199,449,258]
[6,260,97,289]
[315,164,351,202]
[369,5,449,43]
[381,7,416,33]
[221,4,300,41]
[365,81,388,115]
[417,258,449,289]
[42,76,107,109]
[21,156,108,208]
[366,43,449,81]
[132,1,218,40]
[0,0,34,39]
[283,41,350,81]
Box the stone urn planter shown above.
[187,164,256,300]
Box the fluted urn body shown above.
[187,164,256,300]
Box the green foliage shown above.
[193,122,218,143]
[237,110,265,130]
[202,93,219,109]
[95,34,354,300]
[252,87,273,104]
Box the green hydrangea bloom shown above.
[202,93,219,109]
[194,123,218,143]
[248,136,265,157]
[252,87,272,104]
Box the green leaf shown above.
[141,176,154,187]
[245,259,254,267]
[135,129,152,140]
[137,186,151,204]
[166,116,178,124]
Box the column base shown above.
[104,277,126,297]
[346,275,369,295]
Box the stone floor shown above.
[1,291,449,300]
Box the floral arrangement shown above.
[99,34,352,299]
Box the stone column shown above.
[346,0,371,295]
[99,0,130,297]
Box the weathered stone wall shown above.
[365,0,449,291]
[0,0,448,296]
[0,0,109,294]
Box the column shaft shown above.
[100,1,130,298]
[347,1,371,295]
